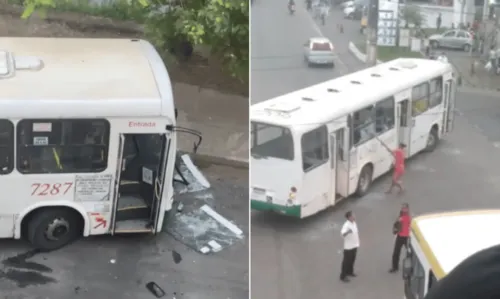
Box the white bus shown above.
[0,37,200,251]
[251,58,456,218]
[402,210,500,299]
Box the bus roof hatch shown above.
[265,101,301,114]
[396,60,418,69]
[0,51,44,79]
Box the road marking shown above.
[301,8,349,75]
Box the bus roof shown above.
[251,58,452,133]
[0,37,175,119]
[411,209,500,280]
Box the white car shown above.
[303,37,335,67]
[343,3,355,17]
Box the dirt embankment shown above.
[0,2,247,96]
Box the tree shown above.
[19,0,249,82]
[401,5,425,29]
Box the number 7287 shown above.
[31,183,73,196]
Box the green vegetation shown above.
[9,0,149,22]
[17,0,249,82]
[356,42,423,62]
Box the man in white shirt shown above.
[340,210,359,282]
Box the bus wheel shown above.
[355,165,373,197]
[425,127,439,152]
[27,208,82,251]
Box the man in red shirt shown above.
[389,203,411,273]
[386,143,406,194]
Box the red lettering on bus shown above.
[31,182,73,196]
[128,121,156,128]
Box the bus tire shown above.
[27,208,82,252]
[424,127,439,152]
[355,165,373,197]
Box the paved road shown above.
[251,2,500,298]
[0,165,248,299]
[251,1,365,104]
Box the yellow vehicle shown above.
[402,209,500,299]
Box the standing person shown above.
[389,203,411,273]
[488,46,497,74]
[436,13,442,30]
[340,211,359,282]
[386,143,406,195]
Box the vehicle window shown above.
[352,106,375,146]
[411,83,429,116]
[301,125,328,172]
[0,120,14,174]
[429,77,443,108]
[375,97,395,134]
[457,31,467,38]
[251,122,294,160]
[312,42,332,51]
[443,31,456,37]
[17,119,110,174]
[409,245,426,299]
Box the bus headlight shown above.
[287,187,297,205]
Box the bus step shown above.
[114,219,153,233]
[335,194,344,202]
[116,195,150,221]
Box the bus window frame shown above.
[16,118,110,174]
[0,119,14,175]
[301,125,329,172]
[251,122,295,161]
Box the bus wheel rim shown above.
[45,218,70,241]
[427,133,435,148]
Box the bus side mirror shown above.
[402,256,412,279]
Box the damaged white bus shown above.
[0,38,200,250]
[251,58,455,218]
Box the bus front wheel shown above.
[27,208,82,252]
[355,165,373,197]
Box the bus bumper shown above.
[251,199,301,218]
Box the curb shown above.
[191,153,249,169]
[348,41,382,64]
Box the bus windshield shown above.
[251,122,294,160]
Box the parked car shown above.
[344,4,363,19]
[303,37,335,67]
[429,29,473,52]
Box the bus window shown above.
[301,125,328,172]
[17,119,110,174]
[429,77,443,109]
[352,106,375,146]
[251,122,294,160]
[428,271,437,291]
[375,97,395,134]
[407,244,426,299]
[0,120,13,174]
[411,83,430,116]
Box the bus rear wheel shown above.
[27,208,82,251]
[425,127,439,152]
[356,165,373,197]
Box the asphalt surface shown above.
[251,0,366,104]
[251,2,500,299]
[0,164,248,299]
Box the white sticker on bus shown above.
[33,122,52,132]
[33,136,48,146]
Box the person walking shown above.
[385,143,406,195]
[436,13,442,31]
[340,211,359,282]
[389,203,411,273]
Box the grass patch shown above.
[356,42,423,62]
[8,0,150,22]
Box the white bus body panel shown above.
[251,58,454,217]
[0,38,177,239]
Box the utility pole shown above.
[366,0,379,66]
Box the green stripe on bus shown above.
[251,200,301,218]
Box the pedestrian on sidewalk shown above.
[488,46,497,74]
[436,13,442,31]
[340,211,359,283]
[385,143,406,195]
[389,203,411,273]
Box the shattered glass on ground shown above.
[165,154,245,254]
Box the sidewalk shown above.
[174,83,249,168]
[449,55,500,91]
